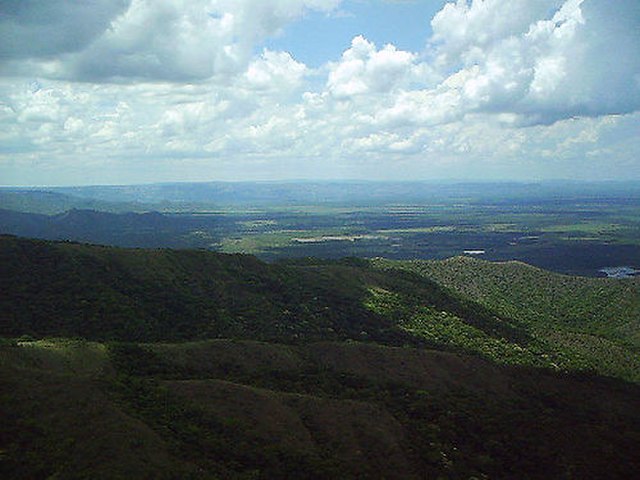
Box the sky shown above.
[0,0,639,186]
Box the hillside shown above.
[373,256,640,381]
[0,209,223,249]
[0,190,142,215]
[376,256,640,342]
[2,236,640,478]
[2,338,639,479]
[0,235,415,346]
[0,234,534,348]
[2,235,640,381]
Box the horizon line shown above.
[3,178,640,189]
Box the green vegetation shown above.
[0,235,423,346]
[2,234,639,382]
[2,338,639,479]
[374,256,640,381]
[2,235,640,478]
[3,182,640,276]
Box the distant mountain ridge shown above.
[0,189,142,214]
[0,208,218,248]
[4,180,640,212]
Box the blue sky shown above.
[0,0,639,185]
[266,1,444,67]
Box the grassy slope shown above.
[1,338,639,479]
[374,256,640,381]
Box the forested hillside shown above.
[2,235,639,381]
[375,256,640,381]
[1,235,640,478]
[2,338,639,479]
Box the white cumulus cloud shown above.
[245,50,308,92]
[0,0,341,82]
[0,0,131,60]
[428,0,640,124]
[327,36,432,97]
[0,0,638,184]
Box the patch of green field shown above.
[378,223,522,235]
[8,338,109,376]
[219,232,296,253]
[558,236,601,241]
[377,226,460,234]
[237,219,278,229]
[541,222,623,234]
[219,228,376,254]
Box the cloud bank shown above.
[430,0,640,123]
[0,0,638,184]
[1,0,340,81]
